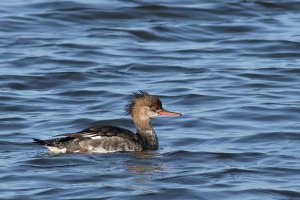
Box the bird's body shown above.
[33,91,181,153]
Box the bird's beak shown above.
[158,109,182,117]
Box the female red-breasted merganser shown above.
[33,91,182,153]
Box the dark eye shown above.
[151,106,157,111]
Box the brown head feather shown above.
[125,91,162,116]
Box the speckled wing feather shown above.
[35,126,142,152]
[54,126,137,141]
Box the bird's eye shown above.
[151,106,157,111]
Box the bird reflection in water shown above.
[125,151,165,175]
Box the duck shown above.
[33,91,182,153]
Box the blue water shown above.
[1,0,300,199]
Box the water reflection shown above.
[131,151,158,159]
[125,151,165,175]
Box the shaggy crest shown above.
[125,91,162,116]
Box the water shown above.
[1,0,300,199]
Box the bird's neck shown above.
[132,116,158,150]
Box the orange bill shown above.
[158,109,182,116]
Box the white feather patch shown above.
[47,146,67,153]
[82,133,102,139]
[90,135,102,140]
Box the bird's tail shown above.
[33,138,52,146]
